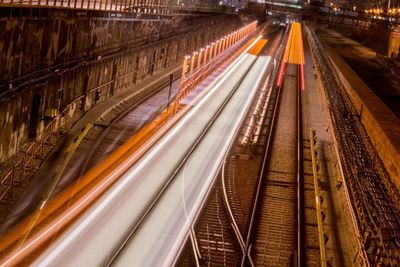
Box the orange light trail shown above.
[284,22,304,65]
[248,38,268,56]
[276,22,305,90]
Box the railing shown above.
[0,0,235,14]
[0,96,83,201]
[0,0,172,14]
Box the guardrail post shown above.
[209,42,214,62]
[197,48,203,70]
[217,39,222,55]
[213,41,219,58]
[224,36,229,51]
[180,55,189,84]
[203,45,209,66]
[189,52,196,77]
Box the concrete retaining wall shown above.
[322,41,400,191]
[0,14,241,162]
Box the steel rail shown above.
[182,51,272,267]
[189,227,203,263]
[221,157,246,253]
[240,76,282,266]
[296,63,305,267]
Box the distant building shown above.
[322,0,390,10]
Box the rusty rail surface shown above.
[306,24,400,265]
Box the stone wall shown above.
[0,13,241,162]
[0,17,162,87]
[0,11,233,91]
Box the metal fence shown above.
[0,0,172,14]
[0,0,234,14]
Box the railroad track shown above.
[247,63,304,266]
[175,26,323,266]
[243,24,324,266]
[0,24,260,237]
[179,21,400,267]
[196,182,242,266]
[174,59,269,267]
[177,62,321,267]
[174,178,243,267]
